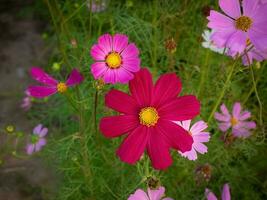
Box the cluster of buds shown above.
[146,176,161,190]
[93,79,105,91]
[195,163,212,185]
[164,38,177,54]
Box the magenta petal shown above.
[129,68,153,106]
[33,124,42,135]
[220,104,230,116]
[249,31,267,53]
[105,89,139,114]
[211,30,236,48]
[158,95,200,121]
[39,127,48,137]
[122,58,141,72]
[147,127,173,170]
[207,11,235,30]
[205,189,218,200]
[35,138,46,151]
[98,33,113,55]
[243,0,259,17]
[30,67,58,86]
[117,125,148,164]
[152,73,182,108]
[148,187,165,200]
[91,62,108,79]
[158,120,193,153]
[100,115,139,138]
[226,31,246,54]
[28,86,57,98]
[239,121,256,129]
[90,44,106,61]
[221,184,231,200]
[215,112,230,122]
[218,122,231,132]
[239,111,251,120]
[219,0,241,19]
[232,102,241,118]
[26,144,35,155]
[116,68,135,83]
[121,43,139,59]
[66,69,84,86]
[113,34,128,53]
[103,68,117,84]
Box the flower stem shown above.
[207,61,237,124]
[197,50,210,98]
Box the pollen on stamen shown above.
[57,82,68,93]
[235,16,253,32]
[139,107,159,127]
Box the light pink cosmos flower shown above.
[26,124,48,155]
[207,0,267,55]
[87,0,107,13]
[90,33,141,84]
[28,67,84,98]
[215,102,256,138]
[175,120,210,160]
[21,90,32,111]
[128,187,173,200]
[205,183,231,200]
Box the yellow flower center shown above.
[235,16,253,32]
[105,52,122,69]
[231,117,239,126]
[5,125,15,133]
[139,107,159,127]
[57,82,68,93]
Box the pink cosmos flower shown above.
[205,183,231,200]
[87,0,107,13]
[100,68,200,170]
[28,67,84,98]
[21,90,32,111]
[90,33,141,84]
[207,0,267,55]
[26,124,48,155]
[175,120,210,161]
[128,187,173,200]
[215,102,256,138]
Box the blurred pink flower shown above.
[21,90,32,111]
[205,183,231,200]
[28,67,84,98]
[215,102,256,138]
[90,33,141,84]
[207,0,267,55]
[128,187,173,200]
[26,124,48,155]
[87,0,107,13]
[175,120,210,160]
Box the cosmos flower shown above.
[26,124,48,155]
[215,102,256,138]
[90,33,141,84]
[205,183,231,200]
[128,187,173,200]
[202,29,225,54]
[175,120,210,161]
[207,0,267,55]
[21,90,32,111]
[28,67,84,98]
[100,68,200,170]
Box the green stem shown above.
[197,50,210,98]
[94,89,99,133]
[207,61,237,123]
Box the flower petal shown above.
[105,89,140,114]
[26,144,35,155]
[100,115,139,138]
[66,69,84,86]
[218,122,231,132]
[179,148,198,161]
[128,189,149,200]
[152,73,182,107]
[35,138,46,151]
[103,68,117,84]
[30,67,58,86]
[232,127,252,138]
[157,120,193,153]
[129,68,153,106]
[121,43,139,59]
[194,142,208,154]
[221,184,231,200]
[243,0,260,17]
[113,34,129,53]
[147,127,173,170]
[215,112,231,122]
[39,127,48,137]
[205,189,218,200]
[158,95,200,121]
[117,125,148,164]
[90,44,106,61]
[98,33,113,55]
[122,58,141,72]
[190,120,208,135]
[33,124,42,135]
[207,11,235,30]
[28,86,57,98]
[193,132,210,143]
[148,187,165,200]
[116,67,135,83]
[239,111,251,120]
[232,102,241,118]
[91,62,108,80]
[226,31,247,54]
[219,0,241,19]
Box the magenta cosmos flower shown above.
[205,183,231,200]
[175,120,210,161]
[100,68,200,170]
[208,0,267,55]
[28,67,84,98]
[26,124,48,155]
[90,33,141,84]
[128,187,173,200]
[215,102,256,138]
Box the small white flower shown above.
[202,29,225,54]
